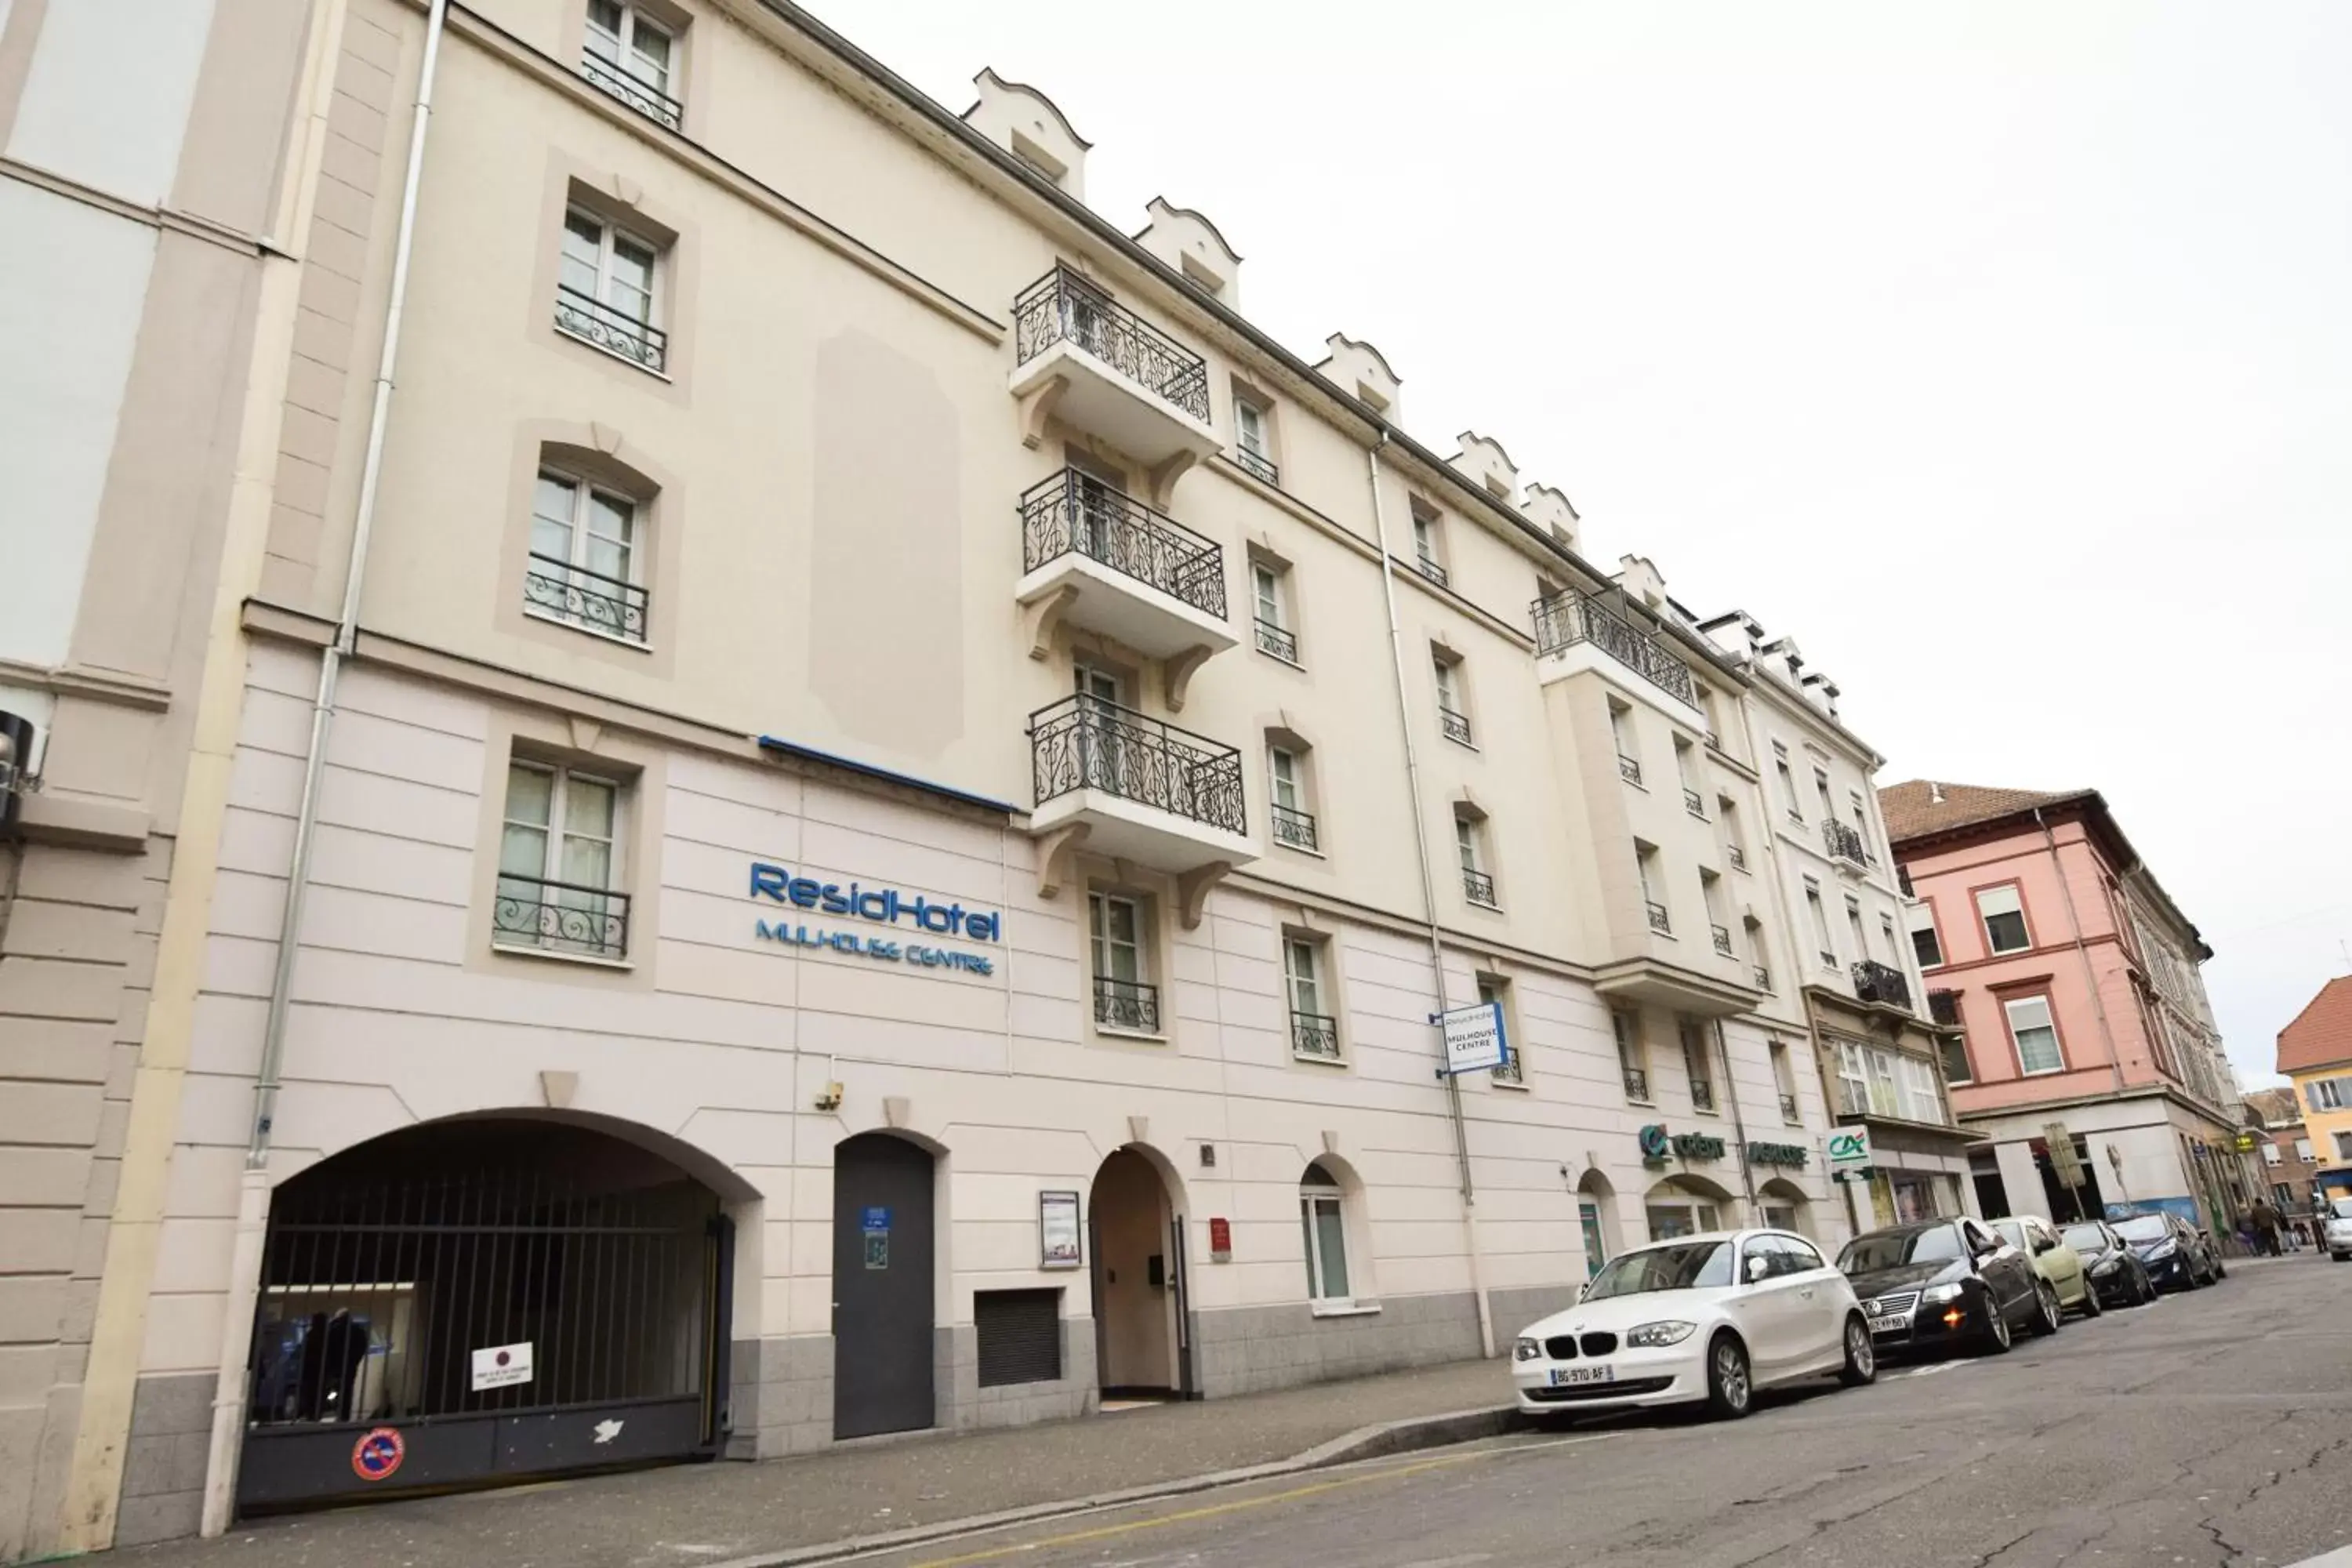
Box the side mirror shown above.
[1744,1254,1771,1283]
[2033,1236,2056,1255]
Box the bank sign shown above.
[748,862,1001,976]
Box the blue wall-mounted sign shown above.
[749,862,1000,976]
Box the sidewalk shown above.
[114,1357,1515,1568]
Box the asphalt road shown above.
[843,1256,2352,1568]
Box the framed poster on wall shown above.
[1040,1189,1082,1269]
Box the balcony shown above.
[1690,1079,1717,1112]
[1030,695,1254,872]
[524,554,648,644]
[1711,924,1734,957]
[1463,868,1500,909]
[1624,1067,1650,1102]
[1780,1091,1801,1123]
[1753,963,1773,992]
[1272,802,1318,852]
[1532,592,1699,709]
[1254,618,1298,664]
[1094,975,1160,1034]
[1823,818,1870,870]
[1619,755,1644,787]
[1726,843,1748,871]
[1928,988,1962,1027]
[1011,267,1217,471]
[1416,554,1450,590]
[1682,788,1706,818]
[1852,959,1914,1012]
[1017,470,1236,663]
[554,285,668,374]
[493,874,630,962]
[1439,705,1474,746]
[1291,1011,1340,1059]
[1646,901,1671,935]
[579,53,682,130]
[1234,447,1279,487]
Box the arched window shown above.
[1299,1160,1358,1304]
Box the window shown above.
[2003,994,2064,1075]
[1805,880,1835,968]
[1908,902,1944,968]
[2263,1142,2282,1167]
[1896,1054,1944,1123]
[1719,798,1748,870]
[1433,653,1472,746]
[1286,937,1337,1058]
[1675,739,1704,818]
[1299,1162,1355,1302]
[1679,1017,1715,1112]
[1845,897,1867,962]
[528,468,648,644]
[1773,744,1802,821]
[1613,1011,1651,1101]
[1769,1040,1801,1123]
[1834,1040,1870,1116]
[1611,702,1641,786]
[1976,885,2031,955]
[557,206,666,372]
[1866,1047,1900,1116]
[1250,562,1298,663]
[1410,500,1446,586]
[1457,814,1497,908]
[1480,976,1523,1085]
[1849,790,1873,855]
[1936,1014,1974,1087]
[2296,1138,2314,1161]
[1814,768,1835,826]
[1746,917,1773,991]
[2310,1076,2352,1112]
[2336,1131,2352,1163]
[1700,869,1731,956]
[1637,844,1668,934]
[1269,743,1316,851]
[496,760,627,960]
[1089,891,1157,1034]
[583,0,681,128]
[1234,396,1277,485]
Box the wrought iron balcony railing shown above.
[1029,695,1247,836]
[1014,266,1210,421]
[1464,868,1499,908]
[1234,447,1279,487]
[1726,843,1748,871]
[1439,705,1473,746]
[1683,788,1706,818]
[1780,1091,1801,1123]
[1623,1067,1650,1102]
[1094,975,1160,1033]
[1291,1011,1339,1059]
[1646,901,1671,935]
[524,554,649,644]
[1417,553,1450,589]
[554,284,668,373]
[1928,988,1962,1027]
[1823,818,1870,869]
[1272,802,1319,852]
[1753,963,1773,991]
[1619,755,1643,786]
[1530,591,1699,706]
[1711,924,1734,957]
[1690,1078,1716,1112]
[493,874,630,961]
[1492,1050,1523,1084]
[1254,617,1298,663]
[1853,959,1914,1011]
[579,53,684,129]
[1020,470,1226,619]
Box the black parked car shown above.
[2059,1220,2158,1308]
[1838,1216,2057,1356]
[2110,1210,2223,1290]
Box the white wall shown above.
[6,0,218,206]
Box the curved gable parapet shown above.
[1312,332,1403,420]
[1449,430,1519,505]
[1522,481,1580,548]
[963,67,1091,200]
[1134,195,1244,303]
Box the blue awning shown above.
[756,735,1018,816]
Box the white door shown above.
[1733,1236,1811,1377]
[1075,665,1125,792]
[1777,1235,1846,1370]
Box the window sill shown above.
[1443,734,1480,753]
[1097,1026,1169,1044]
[1625,1097,1656,1109]
[1691,1105,1722,1118]
[554,321,674,382]
[1293,1051,1348,1068]
[1255,647,1305,672]
[491,939,634,971]
[1490,1076,1530,1092]
[1467,902,1504,915]
[523,607,655,652]
[1308,1300,1381,1319]
[1275,840,1328,861]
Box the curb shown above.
[715,1402,1523,1568]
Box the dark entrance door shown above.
[833,1134,935,1439]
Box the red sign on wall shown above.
[1208,1216,1232,1261]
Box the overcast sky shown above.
[825,0,2352,1086]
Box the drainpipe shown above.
[1364,434,1494,1359]
[1715,1020,1759,1214]
[200,0,450,1534]
[2034,806,2125,1097]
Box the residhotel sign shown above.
[747,862,1001,976]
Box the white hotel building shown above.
[0,0,1954,1550]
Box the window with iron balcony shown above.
[582,0,683,129]
[1013,265,1210,421]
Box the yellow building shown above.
[2276,976,2352,1202]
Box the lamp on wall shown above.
[0,710,37,835]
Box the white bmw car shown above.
[1513,1229,1876,1420]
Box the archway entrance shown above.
[236,1117,733,1515]
[1759,1178,1813,1237]
[1089,1147,1187,1398]
[1645,1174,1737,1242]
[833,1133,937,1439]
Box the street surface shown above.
[848,1257,2352,1568]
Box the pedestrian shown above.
[2250,1198,2281,1257]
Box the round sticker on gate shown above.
[350,1426,405,1482]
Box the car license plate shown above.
[1550,1364,1613,1386]
[1869,1315,1907,1335]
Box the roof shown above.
[2278,976,2352,1076]
[2242,1086,2303,1127]
[1879,781,2097,844]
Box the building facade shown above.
[2275,977,2352,1205]
[0,0,1941,1552]
[2241,1086,2321,1223]
[1881,782,2259,1232]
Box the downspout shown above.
[1365,434,1494,1359]
[2034,806,2125,1097]
[1715,1020,1759,1213]
[201,0,451,1534]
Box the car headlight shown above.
[2089,1255,2121,1276]
[1514,1337,1542,1362]
[2146,1240,2177,1260]
[1624,1320,1697,1348]
[1921,1283,1964,1305]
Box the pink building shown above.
[1880,783,2259,1232]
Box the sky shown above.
[819,0,2352,1086]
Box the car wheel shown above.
[2137,1267,2158,1304]
[2078,1279,2103,1317]
[1977,1299,2013,1356]
[1705,1333,1753,1420]
[1838,1313,1877,1387]
[2029,1281,2063,1337]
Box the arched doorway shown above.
[236,1116,734,1515]
[1089,1146,1188,1398]
[1644,1174,1737,1242]
[1575,1167,1621,1279]
[833,1132,937,1439]
[1758,1178,1813,1237]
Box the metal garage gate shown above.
[237,1120,732,1513]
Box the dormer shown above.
[1800,672,1842,719]
[1759,634,1805,684]
[964,69,1091,201]
[1617,554,1668,614]
[1134,197,1242,306]
[1450,432,1519,506]
[1313,333,1402,423]
[1522,483,1579,553]
[1696,609,1764,664]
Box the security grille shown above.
[975,1289,1063,1388]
